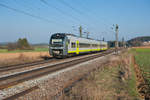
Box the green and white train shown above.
[49,33,108,58]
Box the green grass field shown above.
[0,47,49,53]
[133,48,150,85]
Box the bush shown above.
[7,42,18,51]
[17,38,34,50]
[7,38,34,51]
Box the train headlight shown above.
[53,51,60,54]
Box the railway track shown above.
[0,49,121,100]
[2,86,39,100]
[0,50,115,91]
[0,51,106,73]
[0,57,56,72]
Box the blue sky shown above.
[0,0,150,43]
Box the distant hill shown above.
[31,43,49,46]
[31,43,49,48]
[0,42,9,46]
[0,42,49,49]
[0,42,49,46]
[127,36,150,46]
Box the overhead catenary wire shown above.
[72,0,113,28]
[1,1,109,38]
[0,3,56,24]
[56,0,112,39]
[57,0,83,15]
[12,0,90,36]
[57,1,99,25]
[13,0,72,26]
[57,0,112,35]
[57,0,95,27]
[74,0,114,39]
[13,0,38,11]
[40,0,95,36]
[40,0,81,24]
[57,0,98,22]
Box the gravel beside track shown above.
[0,50,117,100]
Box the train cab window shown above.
[71,42,76,48]
[52,39,63,44]
[50,33,65,47]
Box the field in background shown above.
[133,48,150,86]
[0,47,49,53]
[0,46,50,66]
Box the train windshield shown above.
[51,39,63,44]
[50,33,65,46]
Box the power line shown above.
[72,0,112,29]
[13,0,36,10]
[58,0,101,23]
[0,3,55,24]
[57,0,83,15]
[40,0,95,35]
[57,0,93,26]
[57,0,112,34]
[57,0,100,29]
[40,0,81,23]
[40,0,105,34]
[13,0,70,26]
[1,1,97,38]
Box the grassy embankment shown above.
[0,47,49,53]
[62,52,140,100]
[133,48,150,88]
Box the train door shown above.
[64,37,69,55]
[100,41,101,51]
[76,40,79,54]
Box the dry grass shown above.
[61,53,140,100]
[0,52,50,66]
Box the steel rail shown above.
[0,51,107,72]
[0,57,56,72]
[0,50,114,90]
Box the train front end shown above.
[49,33,68,58]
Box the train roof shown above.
[53,33,107,42]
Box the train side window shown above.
[71,42,76,48]
[79,43,90,48]
[92,44,98,47]
[68,39,70,44]
[100,44,105,47]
